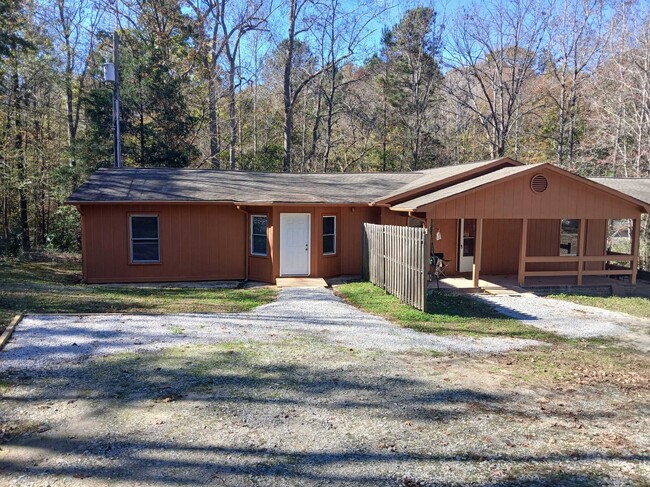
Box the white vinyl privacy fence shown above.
[362,223,429,311]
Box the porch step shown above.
[483,285,527,296]
[275,277,328,288]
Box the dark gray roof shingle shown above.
[68,160,518,205]
[67,168,422,204]
[589,177,650,205]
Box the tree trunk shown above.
[12,48,29,252]
[282,0,297,172]
[208,75,221,169]
[228,61,237,170]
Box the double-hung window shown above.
[251,215,268,256]
[130,215,160,263]
[322,216,336,255]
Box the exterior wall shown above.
[246,206,274,283]
[585,219,607,271]
[428,217,607,277]
[428,218,459,276]
[527,219,607,272]
[481,219,522,275]
[80,203,246,283]
[81,202,382,284]
[427,167,643,220]
[270,205,380,280]
[340,205,380,275]
[380,207,408,226]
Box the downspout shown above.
[408,211,426,226]
[235,205,250,282]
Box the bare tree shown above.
[446,0,551,158]
[545,0,608,169]
[40,0,105,167]
[218,0,271,169]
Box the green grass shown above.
[549,294,650,319]
[0,258,276,333]
[336,281,561,341]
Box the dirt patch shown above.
[0,340,648,486]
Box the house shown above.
[67,157,650,286]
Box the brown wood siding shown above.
[585,219,607,271]
[428,218,459,276]
[428,167,643,220]
[481,219,521,275]
[270,205,379,281]
[81,203,246,283]
[341,206,380,275]
[247,207,274,283]
[82,203,381,284]
[381,207,408,226]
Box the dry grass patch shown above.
[0,257,276,333]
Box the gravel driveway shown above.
[475,293,649,341]
[1,287,541,371]
[2,288,649,485]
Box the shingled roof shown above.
[391,165,536,211]
[589,177,650,206]
[67,160,520,205]
[66,168,422,204]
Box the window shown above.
[559,219,579,256]
[251,215,268,256]
[322,216,336,255]
[130,215,160,263]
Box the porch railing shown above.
[521,253,635,281]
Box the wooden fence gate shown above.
[362,223,429,311]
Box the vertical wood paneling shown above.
[429,168,643,220]
[82,203,247,283]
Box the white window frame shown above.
[129,214,160,264]
[251,215,268,256]
[322,215,336,255]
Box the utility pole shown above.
[113,30,121,168]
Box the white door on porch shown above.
[280,213,311,276]
[459,218,476,273]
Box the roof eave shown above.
[373,157,523,205]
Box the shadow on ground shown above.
[0,342,644,485]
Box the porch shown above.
[428,217,641,290]
[431,274,636,297]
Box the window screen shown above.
[131,215,160,263]
[251,215,268,256]
[322,216,336,255]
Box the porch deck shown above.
[430,274,632,296]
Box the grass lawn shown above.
[549,293,650,319]
[336,281,562,341]
[0,257,276,333]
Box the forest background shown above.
[1,0,649,267]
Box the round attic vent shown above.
[531,174,548,193]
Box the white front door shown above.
[280,213,311,276]
[458,218,476,273]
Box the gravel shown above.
[474,293,644,338]
[0,287,542,371]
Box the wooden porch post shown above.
[473,218,483,288]
[631,216,641,284]
[577,219,587,285]
[518,218,528,286]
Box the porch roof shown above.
[390,165,535,211]
[391,164,650,213]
